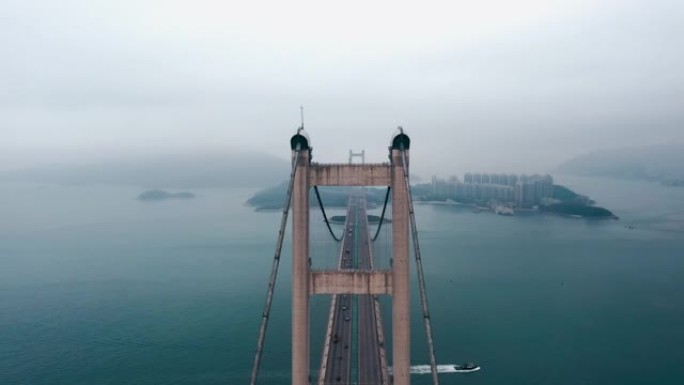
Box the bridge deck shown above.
[320,192,387,384]
[357,197,383,385]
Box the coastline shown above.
[414,200,463,205]
[418,200,618,220]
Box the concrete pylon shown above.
[288,128,412,385]
[391,146,410,385]
[291,132,311,385]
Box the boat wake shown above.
[401,365,482,374]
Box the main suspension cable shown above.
[371,186,391,242]
[249,146,301,385]
[399,145,440,385]
[313,186,342,242]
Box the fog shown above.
[2,0,683,179]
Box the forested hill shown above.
[554,144,684,182]
[247,184,388,211]
[0,150,288,188]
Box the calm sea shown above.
[1,176,683,385]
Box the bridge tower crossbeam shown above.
[289,129,412,385]
[349,149,365,164]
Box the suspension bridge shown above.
[249,128,440,385]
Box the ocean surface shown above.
[1,176,683,385]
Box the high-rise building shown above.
[456,172,554,207]
[473,173,482,184]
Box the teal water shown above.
[1,176,683,384]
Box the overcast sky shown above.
[2,0,683,177]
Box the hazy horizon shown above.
[2,3,684,383]
[2,0,683,178]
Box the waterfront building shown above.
[458,172,553,208]
[508,174,518,186]
[422,173,554,208]
[473,173,482,184]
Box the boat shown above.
[405,364,482,374]
[494,205,514,216]
[452,362,480,373]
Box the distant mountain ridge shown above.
[555,144,684,181]
[0,150,289,188]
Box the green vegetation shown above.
[552,185,594,205]
[552,184,576,201]
[540,203,617,219]
[249,180,617,219]
[410,181,616,219]
[246,182,289,210]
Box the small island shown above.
[137,189,195,201]
[539,203,617,218]
[412,173,617,219]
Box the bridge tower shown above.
[289,129,412,385]
[349,149,365,164]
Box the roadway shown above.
[320,197,356,384]
[320,191,385,385]
[356,194,384,385]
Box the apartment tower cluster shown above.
[430,173,554,208]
